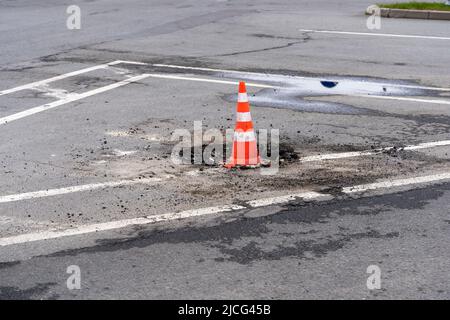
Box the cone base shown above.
[224,157,261,169]
[224,163,261,169]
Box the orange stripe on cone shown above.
[225,81,260,168]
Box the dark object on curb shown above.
[320,81,338,88]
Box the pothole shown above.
[176,141,300,167]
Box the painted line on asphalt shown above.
[0,204,245,247]
[0,60,143,97]
[300,140,450,162]
[0,64,109,97]
[146,73,275,88]
[299,29,450,41]
[1,171,450,246]
[352,94,450,105]
[0,74,150,126]
[343,172,450,194]
[247,191,331,207]
[0,177,163,204]
[153,63,450,92]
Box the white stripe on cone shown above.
[238,92,248,102]
[236,112,252,122]
[234,130,256,142]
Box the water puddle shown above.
[216,71,436,115]
[218,70,424,96]
[223,87,371,114]
[146,63,444,115]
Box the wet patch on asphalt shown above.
[213,229,399,265]
[222,88,374,115]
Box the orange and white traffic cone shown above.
[225,81,260,169]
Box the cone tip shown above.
[238,81,247,93]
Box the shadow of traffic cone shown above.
[225,81,260,169]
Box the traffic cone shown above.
[225,81,260,169]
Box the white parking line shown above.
[247,191,331,207]
[343,172,450,194]
[299,29,450,41]
[0,64,109,97]
[352,94,450,106]
[147,73,275,88]
[0,74,150,126]
[0,204,245,246]
[1,171,450,246]
[300,140,450,162]
[0,177,163,204]
[0,60,142,97]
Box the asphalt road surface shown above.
[0,0,449,299]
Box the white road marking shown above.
[300,140,450,162]
[0,60,140,97]
[0,64,109,97]
[299,29,450,41]
[352,94,450,105]
[110,149,137,157]
[33,84,71,100]
[153,63,450,92]
[1,171,450,246]
[343,172,450,194]
[0,177,162,204]
[146,73,275,88]
[153,63,272,76]
[247,191,331,207]
[0,204,245,246]
[110,60,148,66]
[0,74,150,126]
[403,140,450,151]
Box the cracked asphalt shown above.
[0,0,449,299]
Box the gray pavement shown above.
[0,0,449,299]
[1,184,449,299]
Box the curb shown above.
[366,7,450,20]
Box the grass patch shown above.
[378,2,450,11]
